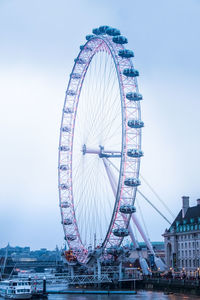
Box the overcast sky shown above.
[0,0,200,250]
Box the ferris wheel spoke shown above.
[74,164,98,216]
[95,104,122,145]
[73,157,97,210]
[85,54,118,144]
[94,81,121,138]
[87,53,106,128]
[78,160,104,245]
[76,180,97,242]
[89,91,121,144]
[91,78,119,138]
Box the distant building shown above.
[0,245,30,257]
[163,196,200,275]
[128,242,165,269]
[0,244,62,263]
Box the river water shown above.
[46,291,200,299]
[0,290,199,299]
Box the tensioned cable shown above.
[135,197,150,239]
[140,174,175,218]
[137,189,172,225]
[106,158,172,225]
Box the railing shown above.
[66,274,112,285]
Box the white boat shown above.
[0,279,32,299]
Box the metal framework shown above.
[58,26,143,263]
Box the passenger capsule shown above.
[63,108,73,114]
[98,26,109,34]
[80,45,92,51]
[127,120,144,128]
[60,201,70,208]
[120,204,136,214]
[112,36,128,44]
[105,27,120,36]
[126,92,143,101]
[62,218,73,225]
[59,145,70,151]
[118,49,134,58]
[85,34,94,41]
[74,58,86,64]
[65,235,77,241]
[60,184,69,190]
[92,28,101,35]
[127,149,143,158]
[124,178,141,187]
[107,246,123,255]
[113,228,129,237]
[70,73,81,79]
[107,247,116,255]
[67,90,76,96]
[123,68,139,77]
[59,164,69,171]
[62,126,71,133]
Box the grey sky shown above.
[0,0,200,249]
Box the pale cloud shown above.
[0,0,200,249]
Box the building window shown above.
[189,260,191,267]
[185,260,187,267]
[185,242,187,248]
[182,260,184,267]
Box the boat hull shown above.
[4,294,32,299]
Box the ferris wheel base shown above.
[154,257,167,272]
[139,257,151,275]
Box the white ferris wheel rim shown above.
[58,27,143,263]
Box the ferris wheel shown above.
[58,26,144,264]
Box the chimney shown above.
[197,199,200,206]
[182,196,189,218]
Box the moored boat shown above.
[0,279,32,299]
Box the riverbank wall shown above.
[135,278,200,296]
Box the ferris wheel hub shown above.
[82,144,121,158]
